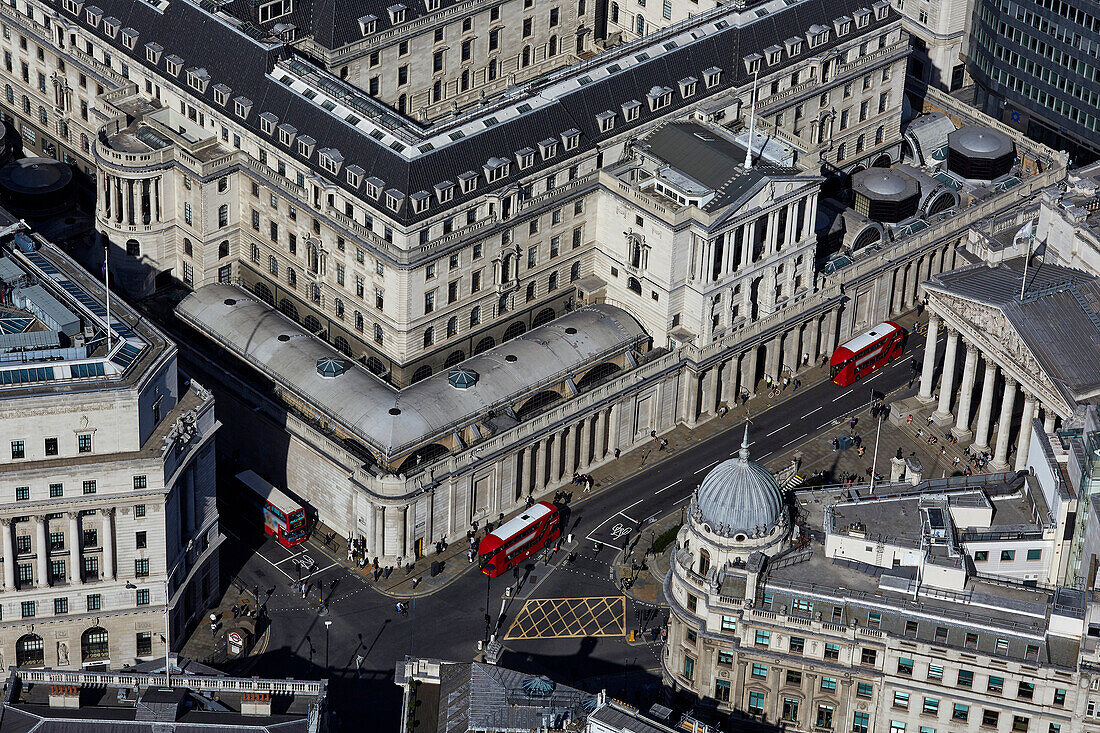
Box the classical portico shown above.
[921,259,1100,471]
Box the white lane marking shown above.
[865,371,881,382]
[654,479,681,494]
[674,494,693,506]
[833,392,850,402]
[645,512,660,524]
[694,460,719,474]
[619,512,637,523]
[802,406,823,418]
[895,355,914,365]
[757,451,774,461]
[818,420,836,430]
[766,424,791,437]
[222,527,292,579]
[273,551,306,566]
[782,435,807,448]
[313,562,339,575]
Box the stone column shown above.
[607,403,621,455]
[764,335,782,381]
[684,371,702,426]
[892,267,906,314]
[0,519,12,590]
[951,343,979,439]
[594,410,609,459]
[805,317,820,368]
[1043,407,1056,435]
[740,348,758,396]
[549,433,562,485]
[374,505,385,558]
[971,361,998,454]
[932,329,958,424]
[579,417,593,470]
[536,438,551,490]
[917,313,939,402]
[908,258,923,306]
[101,508,115,581]
[518,446,532,497]
[1015,396,1037,471]
[563,423,577,478]
[35,516,48,588]
[68,513,81,585]
[702,367,719,416]
[719,360,735,406]
[394,506,407,560]
[990,379,1018,472]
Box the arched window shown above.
[335,299,345,318]
[548,35,558,57]
[498,293,509,314]
[488,58,498,81]
[470,306,481,326]
[21,95,29,113]
[355,311,364,331]
[218,240,229,258]
[184,238,193,256]
[875,125,885,145]
[548,271,558,291]
[503,321,526,341]
[412,365,433,382]
[526,281,536,302]
[81,627,109,662]
[218,204,229,228]
[398,94,407,114]
[474,336,495,354]
[374,323,384,344]
[627,276,642,294]
[447,316,458,338]
[424,327,434,347]
[334,336,351,355]
[125,239,139,256]
[310,282,321,303]
[856,134,865,153]
[287,268,297,288]
[269,256,278,276]
[253,281,273,304]
[217,177,228,193]
[38,106,47,124]
[501,253,513,283]
[432,79,442,102]
[521,46,531,67]
[4,85,12,103]
[16,634,43,667]
[366,356,385,374]
[698,549,711,576]
[610,1,619,22]
[570,261,580,282]
[279,299,298,321]
[303,315,321,333]
[249,243,259,262]
[837,142,846,162]
[445,350,465,367]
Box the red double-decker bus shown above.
[478,502,561,577]
[830,321,906,387]
[235,470,309,548]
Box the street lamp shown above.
[324,620,332,676]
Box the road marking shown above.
[833,392,850,402]
[273,551,305,566]
[766,424,790,437]
[802,406,823,418]
[895,355,914,366]
[617,498,644,524]
[313,562,339,575]
[645,512,660,524]
[782,435,807,448]
[694,460,719,474]
[623,498,644,512]
[674,494,693,506]
[618,512,637,523]
[865,371,881,382]
[757,451,774,461]
[818,420,836,430]
[654,479,681,494]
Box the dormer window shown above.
[187,68,210,93]
[596,110,615,133]
[621,99,642,121]
[365,177,384,199]
[277,123,297,146]
[318,148,344,175]
[516,147,536,169]
[646,86,672,111]
[434,181,455,203]
[458,171,478,193]
[854,8,871,27]
[807,25,830,47]
[165,54,183,77]
[677,78,696,99]
[538,138,558,159]
[145,42,162,64]
[233,96,253,119]
[561,128,580,150]
[744,54,762,74]
[358,14,377,35]
[766,45,783,65]
[385,189,405,213]
[784,37,803,55]
[834,16,852,35]
[703,67,722,88]
[259,112,278,135]
[61,0,82,16]
[346,164,365,187]
[121,28,138,50]
[258,0,292,22]
[388,4,407,23]
[484,157,510,183]
[411,191,431,214]
[297,135,316,158]
[424,0,440,10]
[213,83,231,105]
[102,16,119,38]
[873,0,889,19]
[85,6,102,27]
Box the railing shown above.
[15,668,324,695]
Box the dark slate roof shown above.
[437,662,591,733]
[57,0,897,224]
[0,705,312,732]
[924,259,1100,403]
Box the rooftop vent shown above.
[521,676,555,696]
[448,367,479,389]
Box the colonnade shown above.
[515,402,620,498]
[100,172,163,227]
[918,313,1058,472]
[0,509,116,589]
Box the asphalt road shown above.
[179,317,936,728]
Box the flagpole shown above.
[103,239,112,349]
[745,70,758,171]
[1019,221,1034,300]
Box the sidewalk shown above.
[179,584,266,666]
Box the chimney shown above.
[48,685,80,709]
[242,691,272,716]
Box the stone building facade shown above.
[0,224,221,669]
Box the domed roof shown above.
[948,126,1013,157]
[851,169,919,201]
[695,428,784,535]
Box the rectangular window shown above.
[83,556,98,579]
[44,437,58,455]
[50,558,65,580]
[824,643,840,660]
[136,588,150,605]
[717,649,733,665]
[957,669,973,687]
[15,486,28,501]
[860,648,877,666]
[984,710,1001,727]
[853,712,869,733]
[1001,549,1016,561]
[1054,688,1066,706]
[786,670,802,686]
[11,440,24,459]
[747,690,763,713]
[974,550,988,561]
[135,504,146,518]
[53,597,68,614]
[682,655,694,680]
[21,601,35,618]
[789,636,805,654]
[935,626,948,643]
[988,676,1004,693]
[82,480,96,495]
[751,663,767,678]
[1026,548,1042,560]
[783,698,800,723]
[721,615,736,632]
[857,682,873,698]
[1017,682,1034,700]
[135,558,149,576]
[821,676,838,692]
[898,657,914,676]
[928,664,943,681]
[77,433,92,452]
[137,631,152,657]
[867,611,881,627]
[87,593,101,611]
[953,703,969,721]
[905,620,919,635]
[755,629,770,646]
[893,691,909,709]
[133,475,147,489]
[922,697,939,715]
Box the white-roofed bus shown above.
[477,502,561,577]
[829,321,906,387]
[234,470,309,548]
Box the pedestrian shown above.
[906,414,913,425]
[850,416,858,430]
[614,448,621,458]
[916,302,925,317]
[802,352,809,366]
[793,379,801,391]
[927,415,934,425]
[953,455,960,466]
[468,548,474,563]
[832,437,839,452]
[659,438,668,451]
[232,604,239,619]
[210,622,217,637]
